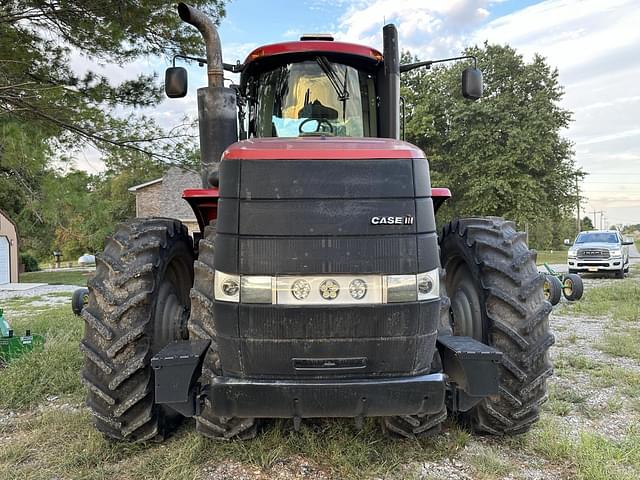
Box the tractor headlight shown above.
[385,275,418,303]
[214,271,240,303]
[241,276,273,304]
[291,279,311,300]
[417,270,439,301]
[349,279,368,300]
[610,249,622,257]
[214,271,439,305]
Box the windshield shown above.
[575,232,619,244]
[254,60,376,137]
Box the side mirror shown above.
[622,238,634,245]
[563,239,572,246]
[462,67,483,100]
[165,67,188,98]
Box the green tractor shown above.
[0,308,45,363]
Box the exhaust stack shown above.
[381,24,400,140]
[177,3,237,188]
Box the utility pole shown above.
[576,177,580,234]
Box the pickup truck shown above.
[567,230,633,278]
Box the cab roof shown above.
[243,40,383,67]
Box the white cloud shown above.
[472,0,640,223]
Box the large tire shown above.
[381,267,450,438]
[187,221,258,440]
[543,275,562,306]
[440,217,553,435]
[81,218,194,442]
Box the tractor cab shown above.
[239,39,382,138]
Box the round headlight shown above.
[319,279,340,300]
[349,279,367,300]
[291,279,311,300]
[417,276,434,295]
[222,278,240,297]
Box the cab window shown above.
[250,59,377,138]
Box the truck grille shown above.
[577,248,610,259]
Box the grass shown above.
[527,416,640,480]
[559,275,640,322]
[0,304,84,409]
[19,269,93,286]
[0,411,474,479]
[535,249,568,265]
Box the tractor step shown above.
[437,335,502,412]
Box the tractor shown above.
[80,3,553,442]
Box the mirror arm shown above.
[400,55,477,73]
[172,55,244,73]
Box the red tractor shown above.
[81,3,553,442]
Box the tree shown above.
[581,216,594,231]
[401,44,583,229]
[0,1,219,260]
[0,0,222,169]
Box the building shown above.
[128,166,201,234]
[0,209,19,284]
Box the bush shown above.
[20,252,40,272]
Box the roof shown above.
[244,40,383,66]
[128,177,163,192]
[0,208,17,232]
[223,137,425,160]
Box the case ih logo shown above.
[370,215,414,225]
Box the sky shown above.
[73,0,640,226]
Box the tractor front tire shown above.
[381,266,450,438]
[187,221,258,440]
[440,217,554,435]
[81,218,194,442]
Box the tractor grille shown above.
[577,248,610,259]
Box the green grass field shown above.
[535,249,568,265]
[19,270,94,286]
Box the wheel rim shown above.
[562,278,573,296]
[447,259,484,341]
[543,278,551,300]
[152,251,193,353]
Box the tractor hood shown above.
[222,137,425,161]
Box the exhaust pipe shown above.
[177,3,224,88]
[177,3,237,188]
[381,24,400,140]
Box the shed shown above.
[0,209,19,284]
[128,166,201,234]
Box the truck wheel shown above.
[562,274,583,301]
[72,288,89,316]
[81,218,194,442]
[381,267,450,438]
[543,275,562,306]
[615,265,625,279]
[440,217,553,435]
[187,221,258,440]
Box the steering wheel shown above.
[299,118,334,135]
